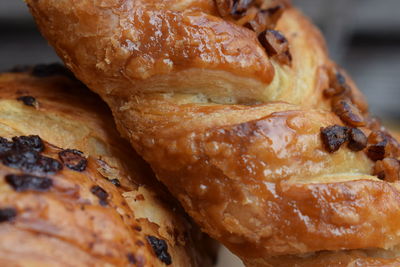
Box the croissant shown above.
[0,66,217,266]
[27,0,400,265]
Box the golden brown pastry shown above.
[26,0,400,265]
[0,66,217,267]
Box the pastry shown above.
[26,0,400,265]
[0,65,217,266]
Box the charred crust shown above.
[347,128,367,152]
[58,149,87,172]
[5,174,53,192]
[320,125,349,153]
[146,235,172,265]
[90,185,109,206]
[0,208,17,223]
[17,96,38,107]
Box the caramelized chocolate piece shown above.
[321,125,349,153]
[0,208,17,223]
[367,131,387,161]
[90,185,109,206]
[12,135,44,152]
[244,5,284,33]
[374,158,400,182]
[332,97,365,127]
[324,71,351,98]
[348,128,367,152]
[59,149,87,172]
[258,29,292,65]
[5,174,53,192]
[215,0,253,18]
[17,96,38,107]
[146,236,172,265]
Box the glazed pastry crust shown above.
[0,69,216,267]
[26,0,400,265]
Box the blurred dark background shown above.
[1,0,400,124]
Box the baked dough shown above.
[0,66,217,266]
[26,0,400,265]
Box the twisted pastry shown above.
[27,0,400,265]
[0,66,216,266]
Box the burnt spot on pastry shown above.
[108,178,121,187]
[146,235,172,265]
[17,96,38,108]
[258,29,292,65]
[12,136,44,153]
[90,185,109,206]
[321,125,349,153]
[5,174,53,192]
[133,225,142,232]
[374,158,400,182]
[0,208,17,223]
[347,128,367,152]
[58,149,87,172]
[331,97,365,127]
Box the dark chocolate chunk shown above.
[321,125,349,153]
[59,149,87,172]
[1,150,62,175]
[367,131,388,161]
[108,178,121,187]
[243,4,284,33]
[0,208,17,223]
[17,96,37,107]
[90,185,109,206]
[258,29,292,65]
[347,128,367,152]
[5,174,53,192]
[12,135,44,153]
[331,97,365,127]
[215,0,253,18]
[0,137,12,154]
[146,236,172,265]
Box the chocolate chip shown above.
[347,128,367,152]
[374,158,400,182]
[258,29,292,65]
[332,97,365,127]
[1,150,62,175]
[108,178,121,187]
[59,149,87,172]
[321,125,349,153]
[146,236,172,265]
[90,185,109,206]
[5,174,53,192]
[0,208,17,223]
[12,136,44,153]
[367,131,387,161]
[17,96,38,107]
